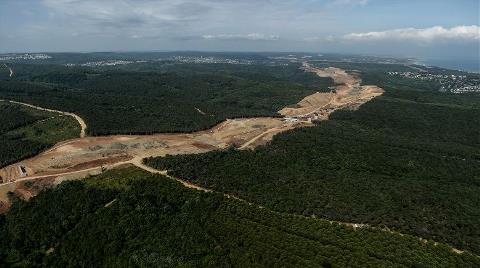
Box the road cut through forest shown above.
[0,64,384,210]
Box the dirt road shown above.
[126,162,467,255]
[130,158,212,192]
[0,100,87,138]
[0,64,383,205]
[3,64,13,77]
[194,107,207,115]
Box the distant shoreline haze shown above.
[421,58,480,73]
[0,51,478,73]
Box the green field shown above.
[0,101,79,168]
[1,167,478,267]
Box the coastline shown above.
[416,58,480,74]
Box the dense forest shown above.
[0,63,332,135]
[1,167,478,267]
[145,87,480,254]
[0,102,79,168]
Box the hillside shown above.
[145,86,480,254]
[1,58,479,266]
[0,101,80,169]
[0,63,332,135]
[1,167,478,267]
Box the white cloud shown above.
[36,0,373,43]
[5,0,474,58]
[39,0,291,42]
[344,25,480,42]
[202,33,279,41]
[41,0,211,36]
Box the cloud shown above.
[344,25,480,42]
[4,0,476,59]
[36,0,373,43]
[202,33,279,41]
[329,0,369,7]
[42,0,207,23]
[39,0,292,42]
[304,36,335,42]
[41,0,212,37]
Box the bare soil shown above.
[279,64,384,119]
[0,64,384,208]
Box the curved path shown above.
[128,162,466,255]
[0,99,87,138]
[3,64,14,77]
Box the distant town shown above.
[388,71,480,94]
[1,53,478,95]
[65,60,147,67]
[170,56,254,65]
[63,56,255,67]
[0,53,52,61]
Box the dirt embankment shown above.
[0,64,383,208]
[279,63,384,120]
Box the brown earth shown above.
[279,63,384,119]
[0,64,384,209]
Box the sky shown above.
[1,0,479,60]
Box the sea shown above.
[420,58,480,73]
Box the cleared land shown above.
[145,89,480,254]
[280,64,383,119]
[0,65,383,210]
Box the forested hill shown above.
[0,63,332,135]
[0,101,79,168]
[1,167,478,267]
[145,87,480,254]
[2,59,479,265]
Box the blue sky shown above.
[1,0,479,59]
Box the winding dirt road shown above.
[0,64,383,205]
[3,64,13,77]
[0,100,87,138]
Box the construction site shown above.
[0,64,384,211]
